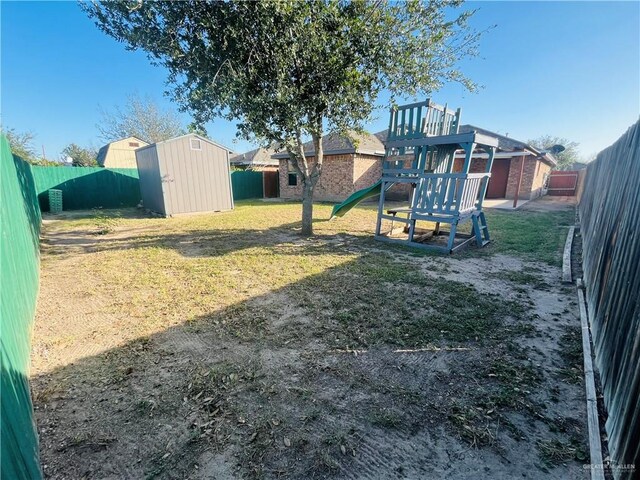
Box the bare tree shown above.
[98,93,185,144]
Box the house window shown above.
[190,139,202,150]
[288,173,298,186]
[129,142,140,147]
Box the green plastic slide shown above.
[330,180,382,219]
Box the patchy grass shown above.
[33,201,586,479]
[537,439,587,466]
[481,210,575,266]
[557,325,585,385]
[487,268,552,291]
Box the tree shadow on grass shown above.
[39,216,375,260]
[30,246,581,480]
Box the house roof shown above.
[270,125,556,167]
[230,146,279,166]
[96,136,148,165]
[272,130,386,159]
[459,125,557,167]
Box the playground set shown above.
[331,99,499,253]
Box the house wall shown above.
[353,154,382,191]
[454,155,551,200]
[101,138,147,168]
[279,153,383,202]
[279,154,353,202]
[505,156,551,200]
[530,161,551,199]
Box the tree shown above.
[528,135,580,171]
[61,143,98,167]
[187,122,208,138]
[85,0,482,235]
[2,127,37,163]
[97,93,185,144]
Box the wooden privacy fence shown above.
[547,170,582,196]
[578,120,640,478]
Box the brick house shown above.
[230,147,279,171]
[378,125,557,203]
[273,131,386,202]
[456,125,557,202]
[275,126,556,204]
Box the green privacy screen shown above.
[231,170,263,200]
[0,136,42,478]
[31,167,263,212]
[31,166,141,211]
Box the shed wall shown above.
[136,146,167,215]
[157,137,233,215]
[101,138,147,168]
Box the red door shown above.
[263,171,279,198]
[486,159,510,198]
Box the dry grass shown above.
[32,201,587,479]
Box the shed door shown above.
[486,159,510,198]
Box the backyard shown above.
[30,200,587,479]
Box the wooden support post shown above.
[375,180,387,236]
[477,146,495,210]
[513,155,525,209]
[461,142,475,173]
[388,107,396,140]
[453,108,461,133]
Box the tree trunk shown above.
[301,181,314,236]
[286,126,323,236]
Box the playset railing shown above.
[387,99,461,142]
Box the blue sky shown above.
[1,1,638,161]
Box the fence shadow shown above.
[32,168,141,211]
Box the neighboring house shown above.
[230,147,279,171]
[275,126,556,204]
[456,125,557,201]
[273,131,386,202]
[96,136,148,168]
[135,134,233,216]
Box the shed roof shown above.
[272,131,386,159]
[136,133,232,154]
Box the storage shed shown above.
[135,134,234,216]
[97,136,149,168]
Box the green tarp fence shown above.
[1,136,43,478]
[231,170,263,200]
[31,167,264,211]
[31,166,141,211]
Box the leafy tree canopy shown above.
[85,0,483,234]
[61,143,98,167]
[2,127,37,162]
[98,93,185,144]
[528,135,580,170]
[2,127,62,165]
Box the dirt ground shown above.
[30,201,588,479]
